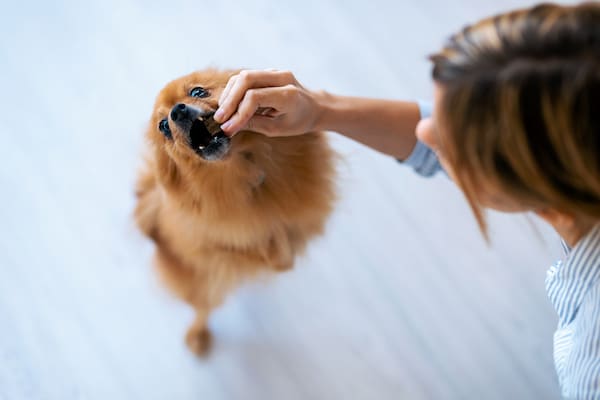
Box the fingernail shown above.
[221,121,232,131]
[214,109,224,122]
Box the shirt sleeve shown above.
[397,100,444,177]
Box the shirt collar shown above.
[546,223,600,326]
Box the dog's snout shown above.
[171,103,188,122]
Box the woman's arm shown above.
[312,91,420,159]
[214,69,421,160]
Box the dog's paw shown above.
[273,261,293,271]
[185,326,213,357]
[267,234,295,272]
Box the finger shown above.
[220,86,290,135]
[220,88,262,135]
[218,75,238,106]
[214,76,239,123]
[215,70,295,124]
[238,69,296,89]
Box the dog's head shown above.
[144,69,336,227]
[149,69,238,163]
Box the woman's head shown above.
[418,2,600,235]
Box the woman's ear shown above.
[415,117,437,151]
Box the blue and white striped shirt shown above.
[547,226,600,399]
[402,101,600,399]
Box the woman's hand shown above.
[214,69,323,137]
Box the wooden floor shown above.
[0,0,581,399]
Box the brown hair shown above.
[429,2,600,235]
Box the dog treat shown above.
[200,114,224,137]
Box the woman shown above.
[214,3,600,397]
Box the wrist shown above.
[311,89,336,132]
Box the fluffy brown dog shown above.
[134,69,336,356]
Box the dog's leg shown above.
[153,247,216,356]
[157,242,292,356]
[157,247,247,356]
[134,167,160,239]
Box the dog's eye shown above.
[158,118,172,139]
[190,87,209,98]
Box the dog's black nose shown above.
[171,103,188,122]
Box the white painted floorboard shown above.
[1,1,581,399]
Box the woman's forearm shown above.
[313,91,421,160]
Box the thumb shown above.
[245,115,279,137]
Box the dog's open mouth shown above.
[190,118,213,150]
[170,103,231,161]
[190,117,231,161]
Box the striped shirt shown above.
[401,101,600,399]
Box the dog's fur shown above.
[134,69,336,355]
